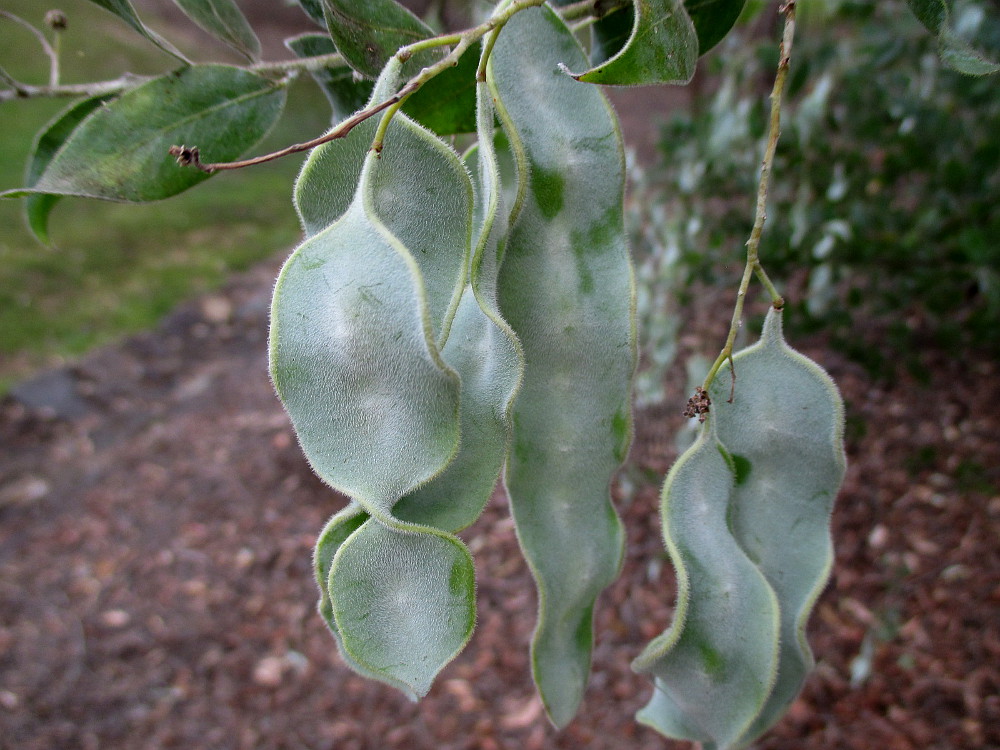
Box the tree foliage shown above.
[2,0,995,746]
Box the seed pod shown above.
[270,186,461,507]
[295,56,413,238]
[710,307,846,746]
[329,516,476,699]
[632,417,780,748]
[635,307,846,748]
[488,5,636,727]
[272,69,477,693]
[393,76,524,532]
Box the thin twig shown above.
[0,74,147,102]
[169,91,405,173]
[700,1,796,400]
[558,0,631,22]
[0,66,28,96]
[0,11,59,87]
[251,51,346,75]
[50,31,61,87]
[177,0,550,173]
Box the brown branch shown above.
[170,0,625,173]
[169,83,417,174]
[701,0,796,396]
[0,11,59,86]
[0,74,146,103]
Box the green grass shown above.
[0,0,328,391]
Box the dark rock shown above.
[8,369,92,420]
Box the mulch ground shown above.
[1,256,998,750]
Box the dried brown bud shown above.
[682,386,712,423]
[169,144,200,167]
[45,10,68,31]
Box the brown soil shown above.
[1,254,998,750]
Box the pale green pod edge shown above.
[269,186,460,511]
[394,76,525,532]
[711,307,846,746]
[330,516,477,699]
[632,417,780,749]
[280,146,476,695]
[488,5,636,727]
[294,58,469,345]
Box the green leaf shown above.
[488,6,635,727]
[684,0,748,54]
[710,308,846,746]
[570,0,699,85]
[83,0,189,61]
[329,519,476,699]
[400,42,481,135]
[294,0,327,27]
[589,6,635,68]
[2,65,286,203]
[320,0,438,78]
[172,0,261,61]
[939,27,1000,74]
[908,0,949,32]
[632,418,780,749]
[285,33,375,122]
[590,0,742,71]
[22,93,116,245]
[907,0,1000,75]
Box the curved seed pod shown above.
[365,119,471,347]
[278,165,474,692]
[710,307,846,746]
[394,77,524,532]
[488,6,636,727]
[294,117,373,237]
[313,505,406,687]
[330,517,477,699]
[315,504,477,699]
[632,418,780,748]
[295,65,469,345]
[295,56,411,238]
[280,60,503,695]
[270,189,460,508]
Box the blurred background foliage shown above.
[632,0,1000,399]
[0,0,329,392]
[2,0,998,395]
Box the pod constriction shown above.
[635,307,845,748]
